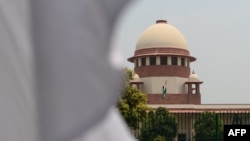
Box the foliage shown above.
[155,107,177,139]
[118,86,147,130]
[118,68,147,131]
[232,114,242,125]
[140,107,177,141]
[119,69,177,140]
[194,111,223,141]
[124,67,134,86]
[140,111,155,141]
[154,135,166,141]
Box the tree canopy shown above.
[140,107,178,141]
[194,111,223,141]
[118,86,147,130]
[117,68,148,132]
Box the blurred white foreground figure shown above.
[0,0,39,141]
[0,0,136,141]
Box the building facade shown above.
[128,20,250,141]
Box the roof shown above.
[136,20,188,51]
[186,71,203,83]
[148,104,250,113]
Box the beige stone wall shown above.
[140,76,188,94]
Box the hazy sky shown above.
[111,0,250,104]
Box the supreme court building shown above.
[128,20,250,141]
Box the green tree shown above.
[118,86,147,131]
[154,135,166,141]
[155,107,177,140]
[124,67,134,86]
[140,111,155,141]
[232,114,242,125]
[118,68,147,137]
[140,107,177,141]
[125,68,134,79]
[194,111,223,141]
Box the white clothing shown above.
[0,0,136,141]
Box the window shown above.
[171,56,177,65]
[192,84,196,94]
[181,58,185,66]
[141,57,146,66]
[160,56,167,65]
[150,56,156,65]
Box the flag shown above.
[162,86,166,99]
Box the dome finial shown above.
[192,70,195,74]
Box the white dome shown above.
[136,20,188,50]
[132,73,140,80]
[188,72,200,82]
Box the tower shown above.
[128,20,202,104]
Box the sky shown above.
[110,0,250,104]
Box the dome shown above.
[130,73,143,84]
[136,20,188,51]
[188,71,201,82]
[127,20,196,63]
[132,73,140,80]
